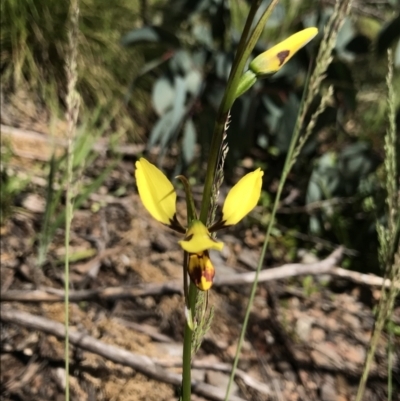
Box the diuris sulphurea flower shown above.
[135,158,263,290]
[187,251,215,291]
[135,158,185,233]
[236,27,318,99]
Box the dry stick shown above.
[166,361,271,397]
[216,246,344,285]
[0,307,247,401]
[0,124,145,159]
[2,247,398,303]
[1,282,182,302]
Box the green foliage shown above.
[2,1,398,276]
[0,147,30,225]
[355,49,400,401]
[1,0,142,130]
[302,275,318,297]
[37,110,122,267]
[123,1,398,275]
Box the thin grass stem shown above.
[64,0,80,399]
[224,2,352,398]
[355,49,399,401]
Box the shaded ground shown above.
[1,106,400,400]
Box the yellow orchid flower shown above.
[250,27,318,75]
[187,252,215,291]
[179,220,224,254]
[236,27,318,99]
[135,158,181,228]
[221,168,263,227]
[135,158,263,290]
[135,158,176,225]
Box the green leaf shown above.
[160,76,186,149]
[182,118,196,164]
[376,14,400,55]
[148,109,175,148]
[262,96,283,133]
[152,77,175,115]
[335,18,355,55]
[184,70,202,96]
[124,54,174,104]
[192,23,213,48]
[338,142,374,179]
[148,76,186,152]
[276,93,300,153]
[170,50,193,74]
[121,26,180,47]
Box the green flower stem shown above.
[199,116,228,224]
[199,0,279,224]
[177,175,198,221]
[64,203,72,401]
[184,3,280,400]
[181,281,198,401]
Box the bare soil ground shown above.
[1,103,399,401]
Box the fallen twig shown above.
[0,307,252,401]
[2,247,396,303]
[163,360,271,396]
[0,282,182,302]
[1,123,145,160]
[215,247,344,286]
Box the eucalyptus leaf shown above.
[192,23,213,48]
[335,18,355,56]
[152,77,175,115]
[170,50,193,74]
[149,76,186,153]
[185,70,202,96]
[306,153,339,204]
[306,179,322,204]
[121,26,180,47]
[338,142,375,179]
[309,215,322,235]
[262,96,283,134]
[376,14,400,55]
[215,52,232,80]
[148,109,175,149]
[124,55,173,104]
[182,119,197,164]
[276,93,300,153]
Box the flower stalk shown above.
[134,1,320,399]
[199,0,280,225]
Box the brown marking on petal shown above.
[202,268,215,283]
[184,233,194,241]
[189,265,202,286]
[277,50,290,66]
[169,214,186,233]
[187,253,215,291]
[208,219,229,232]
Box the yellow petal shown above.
[188,252,215,291]
[179,220,223,253]
[222,168,263,226]
[135,158,177,225]
[250,27,318,75]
